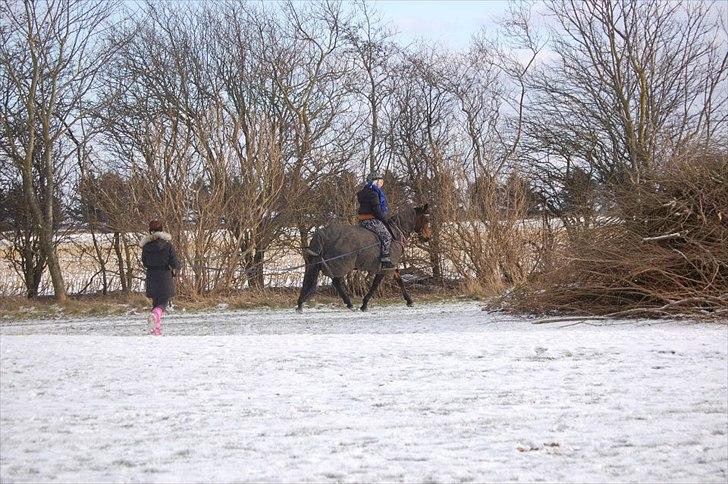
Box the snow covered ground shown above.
[1,303,726,483]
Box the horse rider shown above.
[357,172,395,270]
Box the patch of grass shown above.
[0,292,148,322]
[0,285,478,322]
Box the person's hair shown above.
[148,220,163,233]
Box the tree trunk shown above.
[114,232,128,294]
[298,226,309,252]
[18,230,45,298]
[19,167,67,302]
[122,233,135,292]
[42,230,67,302]
[249,248,266,289]
[429,243,443,284]
[428,221,444,285]
[90,229,108,295]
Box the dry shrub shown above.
[506,152,728,320]
[442,172,543,294]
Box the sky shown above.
[120,0,512,50]
[372,0,511,49]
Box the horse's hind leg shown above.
[331,277,354,310]
[360,273,385,312]
[394,269,414,307]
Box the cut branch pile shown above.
[506,153,728,321]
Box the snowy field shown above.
[1,303,726,483]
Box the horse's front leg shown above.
[394,269,414,307]
[361,273,385,312]
[331,277,355,311]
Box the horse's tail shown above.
[298,231,323,310]
[303,231,323,285]
[305,230,324,261]
[300,259,321,295]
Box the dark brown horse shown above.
[296,204,431,312]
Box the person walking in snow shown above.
[357,172,395,270]
[141,220,181,335]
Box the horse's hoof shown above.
[295,306,303,313]
[360,306,368,312]
[347,305,356,312]
[407,302,414,307]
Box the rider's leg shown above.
[378,225,394,269]
[361,219,393,269]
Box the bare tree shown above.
[0,0,117,302]
[266,0,360,248]
[523,0,727,189]
[346,1,397,175]
[0,179,61,297]
[206,2,297,289]
[387,47,463,281]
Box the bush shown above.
[505,151,728,320]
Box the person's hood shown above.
[140,231,172,247]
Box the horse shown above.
[296,204,432,312]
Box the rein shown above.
[391,223,408,248]
[191,242,380,275]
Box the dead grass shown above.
[0,285,477,322]
[0,292,150,322]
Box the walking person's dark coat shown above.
[141,231,181,309]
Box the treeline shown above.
[1,0,726,317]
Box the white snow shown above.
[1,303,726,483]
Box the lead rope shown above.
[191,242,381,275]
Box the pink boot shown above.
[153,307,164,335]
[148,307,164,336]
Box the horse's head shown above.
[413,203,432,242]
[391,203,432,243]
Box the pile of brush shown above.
[507,152,728,321]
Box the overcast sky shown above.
[373,0,511,49]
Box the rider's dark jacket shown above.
[357,185,391,223]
